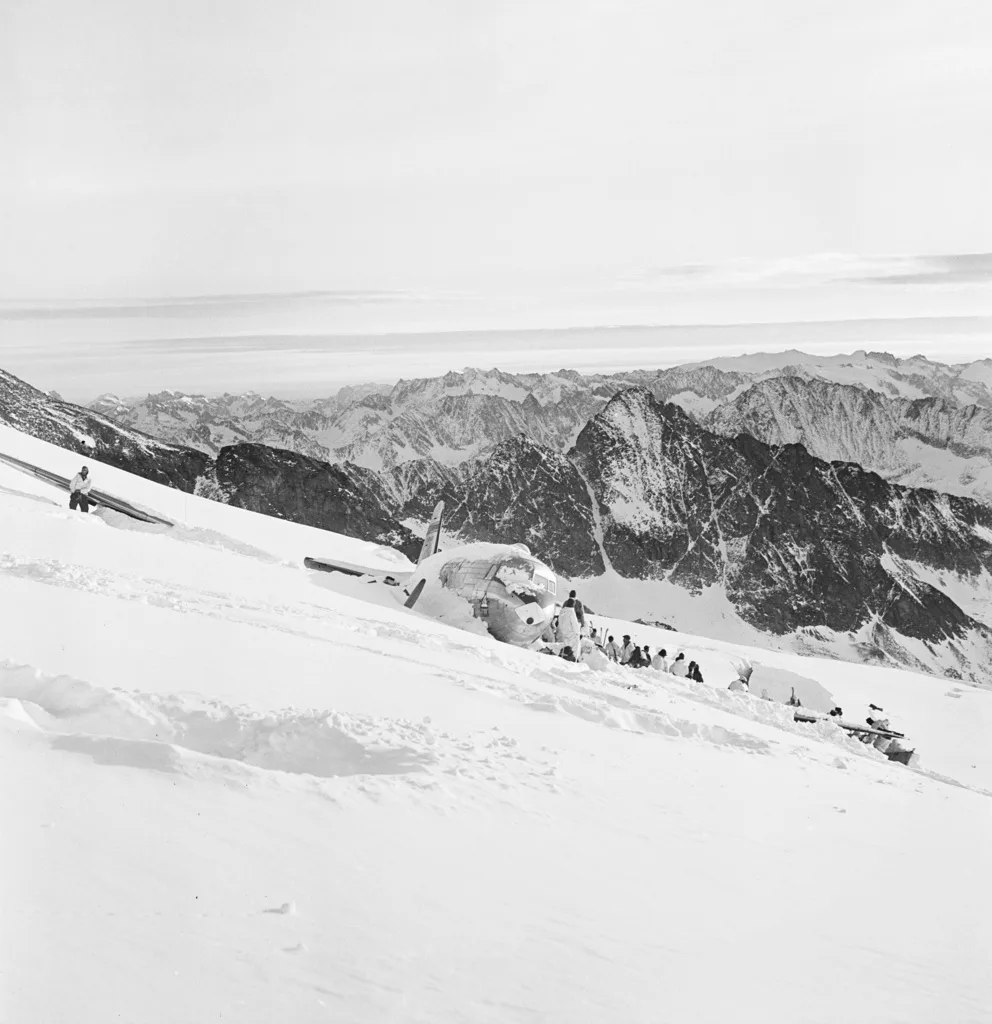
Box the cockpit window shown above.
[533,573,556,595]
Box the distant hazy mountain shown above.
[90,352,992,507]
[704,376,992,505]
[91,369,627,470]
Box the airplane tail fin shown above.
[416,501,444,566]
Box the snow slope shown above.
[2,425,992,1024]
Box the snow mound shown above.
[0,662,558,789]
[5,421,992,1023]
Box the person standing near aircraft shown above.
[69,466,93,513]
[603,635,621,662]
[569,590,586,628]
[556,598,582,659]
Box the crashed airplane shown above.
[304,501,560,647]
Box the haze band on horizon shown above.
[3,1,992,398]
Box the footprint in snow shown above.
[263,901,296,915]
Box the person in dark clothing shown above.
[687,661,704,683]
[568,590,586,628]
[628,646,645,669]
[560,646,577,662]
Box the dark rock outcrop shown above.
[214,444,421,560]
[570,388,992,644]
[397,436,604,577]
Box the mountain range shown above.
[3,352,992,684]
[90,351,992,504]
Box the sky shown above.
[2,1,992,397]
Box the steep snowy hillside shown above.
[1,367,210,489]
[3,425,991,1023]
[705,376,992,504]
[1,371,421,556]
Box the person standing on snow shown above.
[603,635,621,662]
[568,590,586,628]
[619,635,635,665]
[556,598,582,660]
[69,466,93,513]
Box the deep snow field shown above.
[2,422,992,1023]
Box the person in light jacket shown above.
[619,635,635,665]
[69,466,93,513]
[651,648,669,671]
[669,652,689,677]
[603,635,621,662]
[556,598,582,659]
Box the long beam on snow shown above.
[0,450,174,526]
[793,710,904,739]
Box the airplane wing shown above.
[417,500,444,565]
[0,450,174,526]
[304,500,442,590]
[303,557,412,587]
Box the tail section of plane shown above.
[417,501,444,566]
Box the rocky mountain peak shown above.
[358,392,391,412]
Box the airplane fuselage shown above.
[304,502,560,649]
[414,544,559,647]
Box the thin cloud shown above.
[0,290,426,321]
[852,253,992,286]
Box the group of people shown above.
[598,632,705,682]
[544,593,706,682]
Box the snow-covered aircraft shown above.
[304,501,560,647]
